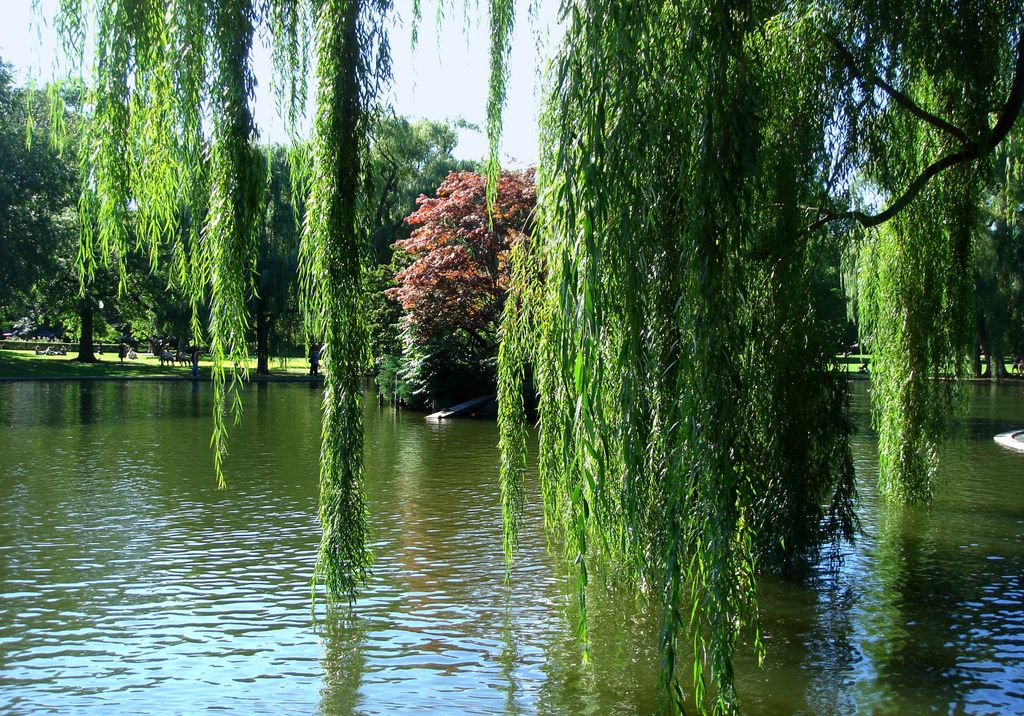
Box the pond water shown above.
[0,380,1021,714]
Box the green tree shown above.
[0,62,78,314]
[973,138,1024,379]
[367,114,476,261]
[254,145,302,375]
[0,64,155,363]
[496,2,1023,710]
[31,226,184,362]
[388,169,535,407]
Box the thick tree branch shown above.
[809,33,1024,235]
[830,37,969,144]
[990,32,1024,143]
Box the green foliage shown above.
[366,114,476,262]
[206,0,266,485]
[254,144,304,373]
[844,0,1018,500]
[366,264,401,366]
[0,63,79,310]
[856,204,971,502]
[50,0,391,602]
[975,135,1024,368]
[496,234,542,571]
[374,352,413,405]
[0,63,191,355]
[485,0,515,209]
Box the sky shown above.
[0,0,559,166]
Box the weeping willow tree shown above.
[497,0,1023,711]
[48,0,1022,712]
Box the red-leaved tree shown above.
[385,169,535,405]
[389,169,535,352]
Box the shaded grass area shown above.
[0,350,312,380]
[835,354,871,374]
[834,354,1023,378]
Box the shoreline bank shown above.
[0,374,324,383]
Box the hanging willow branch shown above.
[51,0,391,601]
[829,36,969,143]
[485,0,515,209]
[206,0,264,486]
[301,0,374,602]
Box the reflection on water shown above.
[736,383,1024,715]
[0,380,1021,713]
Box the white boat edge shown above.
[993,430,1024,453]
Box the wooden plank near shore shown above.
[426,395,494,421]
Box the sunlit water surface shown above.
[0,380,1021,714]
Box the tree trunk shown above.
[255,300,270,375]
[74,298,98,363]
[979,324,993,378]
[973,314,985,378]
[992,353,1008,383]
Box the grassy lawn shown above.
[833,354,1023,377]
[835,354,872,374]
[0,349,312,380]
